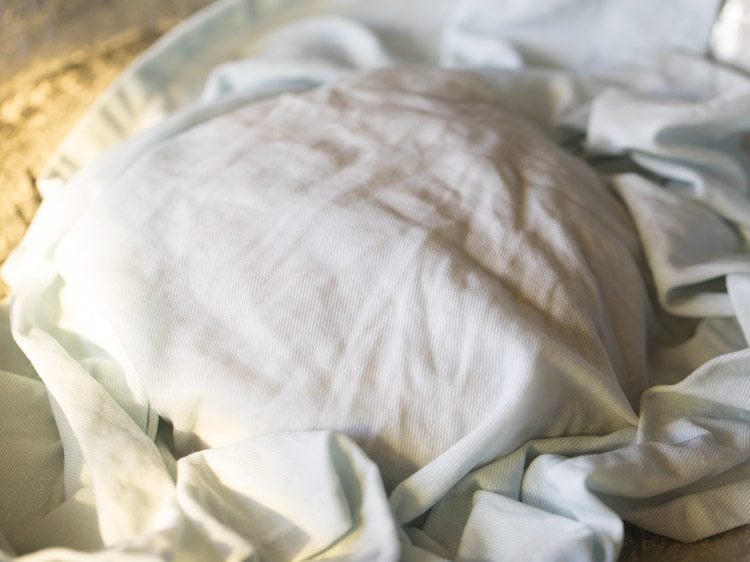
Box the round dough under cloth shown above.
[58,67,653,490]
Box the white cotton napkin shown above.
[3,2,750,561]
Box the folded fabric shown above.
[3,1,750,561]
[55,66,652,491]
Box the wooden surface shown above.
[0,0,213,298]
[1,1,749,559]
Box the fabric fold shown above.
[3,1,750,561]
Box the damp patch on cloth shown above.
[54,67,651,491]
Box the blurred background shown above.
[2,0,750,559]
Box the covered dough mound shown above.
[58,67,653,490]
